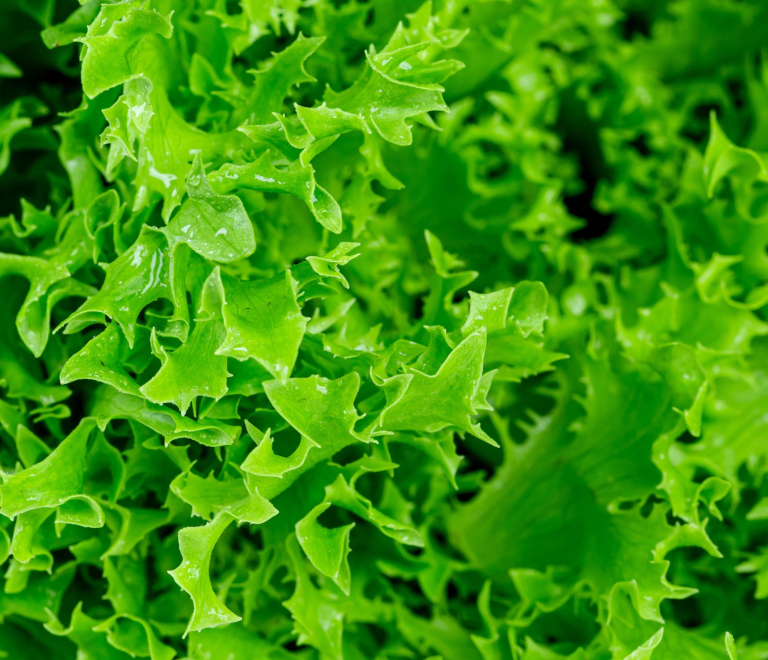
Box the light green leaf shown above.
[378,329,497,446]
[296,502,354,594]
[140,319,229,415]
[325,41,453,146]
[305,242,360,289]
[101,76,153,172]
[259,373,365,497]
[93,614,176,660]
[322,473,423,547]
[0,252,88,358]
[234,34,324,125]
[91,387,238,447]
[63,226,174,347]
[283,533,344,660]
[77,5,174,99]
[241,424,318,478]
[168,512,241,636]
[462,288,514,336]
[209,150,343,233]
[41,0,101,49]
[171,469,278,525]
[101,502,169,559]
[0,54,22,78]
[60,323,150,397]
[215,269,307,379]
[45,602,134,660]
[188,624,292,660]
[0,419,104,527]
[165,153,256,264]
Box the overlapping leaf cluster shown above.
[1,0,768,658]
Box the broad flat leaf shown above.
[449,359,704,621]
[165,152,256,264]
[0,419,103,527]
[215,269,307,379]
[140,319,229,415]
[77,5,174,98]
[259,373,365,497]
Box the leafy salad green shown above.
[1,0,768,658]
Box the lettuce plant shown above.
[1,0,768,658]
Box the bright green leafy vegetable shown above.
[2,0,768,658]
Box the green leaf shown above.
[140,319,229,415]
[41,0,101,49]
[187,625,292,660]
[304,242,360,289]
[325,41,453,146]
[461,287,513,336]
[0,251,91,358]
[168,512,241,636]
[0,419,104,527]
[234,33,324,125]
[241,423,316,479]
[101,502,169,559]
[209,150,343,233]
[171,469,277,525]
[60,323,150,396]
[45,602,134,660]
[0,54,22,78]
[259,373,365,497]
[283,533,344,660]
[8,1,768,658]
[63,226,174,347]
[91,387,239,447]
[93,614,176,660]
[215,269,307,379]
[322,473,423,547]
[104,555,146,617]
[164,153,256,264]
[76,5,174,99]
[295,501,353,594]
[0,99,42,177]
[449,358,706,621]
[378,329,497,446]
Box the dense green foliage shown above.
[1,0,768,657]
